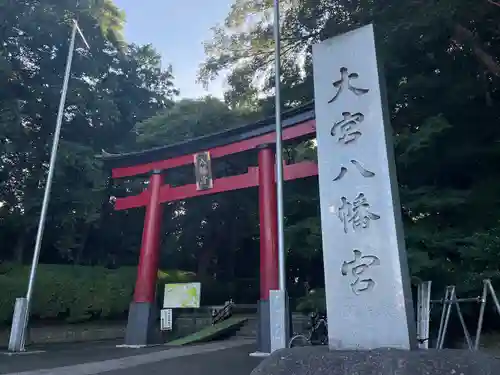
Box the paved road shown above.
[104,344,262,375]
[0,340,161,374]
[0,340,262,375]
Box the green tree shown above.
[120,97,262,302]
[0,0,177,264]
[198,0,500,296]
[134,96,254,148]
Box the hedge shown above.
[296,288,326,314]
[0,264,194,324]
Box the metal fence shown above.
[416,279,500,350]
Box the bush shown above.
[296,288,326,314]
[0,264,136,324]
[0,264,194,325]
[0,264,265,324]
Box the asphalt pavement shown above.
[0,340,262,375]
[103,344,262,375]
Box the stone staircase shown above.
[228,313,309,341]
[231,316,258,340]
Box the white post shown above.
[8,20,89,352]
[417,281,432,349]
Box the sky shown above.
[113,0,232,99]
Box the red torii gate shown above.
[99,102,318,352]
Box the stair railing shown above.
[211,299,234,325]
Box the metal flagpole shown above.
[8,20,89,352]
[269,0,288,352]
[273,0,285,294]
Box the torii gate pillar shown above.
[125,169,164,346]
[257,144,279,353]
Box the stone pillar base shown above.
[257,294,293,353]
[125,302,161,346]
[257,299,270,353]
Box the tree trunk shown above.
[453,24,500,77]
[197,247,215,282]
[225,224,236,281]
[74,224,92,265]
[13,233,25,264]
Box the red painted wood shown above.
[115,191,148,210]
[284,161,319,180]
[115,167,259,210]
[258,147,279,300]
[114,162,318,211]
[159,167,259,203]
[111,120,316,179]
[133,172,163,303]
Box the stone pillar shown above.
[312,24,416,350]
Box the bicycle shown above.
[288,311,328,347]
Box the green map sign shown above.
[163,282,201,308]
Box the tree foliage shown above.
[199,0,500,296]
[0,0,177,264]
